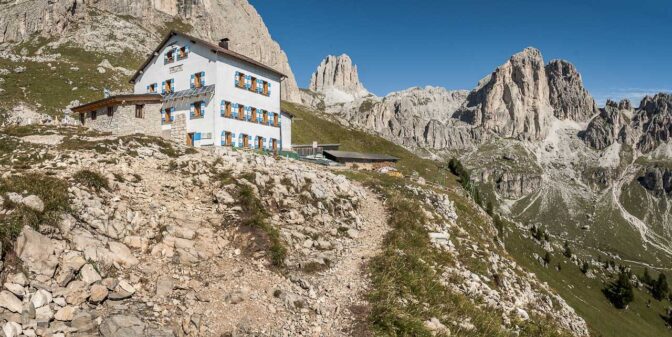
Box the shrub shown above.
[603,270,634,309]
[73,169,109,192]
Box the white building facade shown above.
[130,31,291,151]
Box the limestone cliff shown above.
[309,54,369,105]
[325,86,476,151]
[582,100,632,150]
[0,0,301,102]
[456,47,553,141]
[546,59,599,121]
[633,93,672,153]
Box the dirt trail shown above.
[188,185,390,336]
[317,187,389,336]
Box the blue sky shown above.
[249,0,671,106]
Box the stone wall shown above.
[81,103,164,137]
[171,113,187,145]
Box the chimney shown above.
[219,38,230,50]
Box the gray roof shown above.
[163,84,215,102]
[323,150,399,161]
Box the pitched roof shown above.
[130,31,287,83]
[71,94,162,113]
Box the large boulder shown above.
[15,226,59,277]
[99,315,146,337]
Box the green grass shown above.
[345,172,572,337]
[504,223,672,337]
[284,101,451,185]
[0,37,143,116]
[0,174,70,247]
[73,169,109,192]
[236,182,286,267]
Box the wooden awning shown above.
[71,94,162,113]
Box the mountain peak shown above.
[309,54,369,105]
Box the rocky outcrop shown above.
[638,166,672,196]
[633,93,672,153]
[456,47,553,141]
[0,0,301,102]
[324,86,476,151]
[309,54,369,105]
[582,100,632,150]
[494,171,543,199]
[546,60,599,121]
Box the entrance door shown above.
[272,139,278,152]
[226,132,232,146]
[243,135,249,148]
[187,133,194,146]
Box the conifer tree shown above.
[652,273,669,301]
[603,270,634,309]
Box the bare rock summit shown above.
[457,47,553,141]
[546,59,599,121]
[309,54,370,105]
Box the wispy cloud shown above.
[593,88,672,107]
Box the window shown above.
[250,107,257,123]
[273,113,279,127]
[166,49,175,64]
[135,105,144,118]
[238,104,245,120]
[91,110,97,120]
[263,81,269,95]
[192,101,204,119]
[163,108,172,124]
[194,73,203,88]
[236,72,245,88]
[224,132,233,146]
[222,101,232,118]
[178,46,189,60]
[164,79,173,94]
[107,106,113,117]
[262,110,268,124]
[251,76,258,91]
[271,138,278,151]
[242,134,249,148]
[148,83,157,93]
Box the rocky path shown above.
[316,188,388,336]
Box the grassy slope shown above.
[505,228,672,337]
[283,101,449,184]
[286,101,672,337]
[286,101,575,336]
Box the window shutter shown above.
[190,103,195,119]
[257,111,262,123]
[190,74,195,89]
[238,134,243,147]
[233,103,238,118]
[170,108,175,122]
[263,137,267,150]
[146,85,150,93]
[194,133,201,141]
[185,45,189,55]
[170,79,175,92]
[278,113,282,127]
[268,82,271,96]
[220,100,224,116]
[268,112,273,126]
[234,71,239,86]
[245,75,251,89]
[201,71,206,86]
[201,101,206,117]
[161,109,165,124]
[161,81,166,95]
